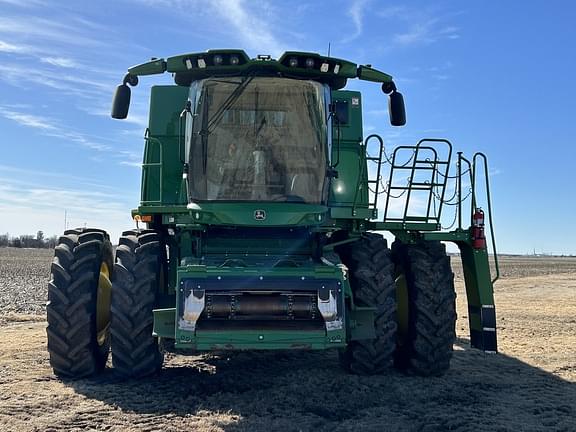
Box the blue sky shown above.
[0,0,574,254]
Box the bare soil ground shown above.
[1,248,575,431]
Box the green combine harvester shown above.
[46,49,499,378]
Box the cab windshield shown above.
[187,77,328,203]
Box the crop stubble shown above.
[0,248,575,431]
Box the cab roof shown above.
[126,49,393,90]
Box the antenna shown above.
[327,42,331,57]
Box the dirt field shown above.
[1,248,575,431]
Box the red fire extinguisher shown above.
[472,208,486,249]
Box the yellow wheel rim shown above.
[96,261,112,346]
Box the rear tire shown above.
[337,233,397,375]
[392,240,456,376]
[110,230,164,377]
[46,228,113,378]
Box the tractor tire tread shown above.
[110,231,164,378]
[337,233,397,375]
[392,240,456,376]
[46,228,113,378]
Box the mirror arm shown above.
[381,81,397,95]
[122,73,139,87]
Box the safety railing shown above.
[382,139,452,224]
[459,152,500,283]
[140,130,164,205]
[354,134,384,217]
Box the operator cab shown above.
[185,77,330,204]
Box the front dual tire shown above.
[47,228,113,378]
[110,230,164,378]
[47,228,164,379]
[338,234,457,376]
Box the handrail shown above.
[141,131,164,205]
[354,134,384,216]
[473,152,500,283]
[457,153,473,230]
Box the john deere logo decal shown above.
[254,210,266,220]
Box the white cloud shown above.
[0,105,125,153]
[0,165,121,191]
[209,0,285,57]
[376,6,461,47]
[393,20,460,46]
[343,0,370,43]
[40,56,78,68]
[0,107,57,130]
[79,103,149,129]
[0,106,145,169]
[0,16,105,47]
[0,0,47,6]
[128,0,286,57]
[119,160,143,168]
[394,24,430,46]
[0,39,30,53]
[0,63,99,93]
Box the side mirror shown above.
[111,84,131,119]
[389,91,406,126]
[111,74,138,120]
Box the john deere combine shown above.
[46,49,499,378]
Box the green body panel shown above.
[329,91,368,212]
[457,239,498,352]
[141,86,189,205]
[128,58,167,76]
[153,308,176,337]
[356,65,393,82]
[185,202,327,226]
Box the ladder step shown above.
[410,182,444,187]
[391,165,435,170]
[414,160,449,165]
[387,186,436,191]
[404,216,433,221]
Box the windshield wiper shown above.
[206,75,255,134]
[196,76,254,175]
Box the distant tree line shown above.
[0,231,58,249]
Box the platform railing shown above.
[382,139,452,225]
